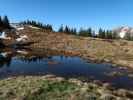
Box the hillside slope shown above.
[18,26,133,68]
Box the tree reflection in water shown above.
[0,51,12,67]
[18,56,53,63]
[0,48,57,67]
[0,48,75,67]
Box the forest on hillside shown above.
[1,16,133,41]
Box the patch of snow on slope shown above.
[16,35,28,42]
[0,32,11,39]
[28,25,40,29]
[16,27,24,31]
[119,26,130,38]
[10,23,24,31]
[119,32,126,38]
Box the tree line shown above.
[20,20,53,31]
[58,25,77,35]
[57,25,119,39]
[0,16,133,41]
[0,15,11,32]
[18,20,133,41]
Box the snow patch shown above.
[119,32,126,38]
[10,23,24,31]
[16,27,24,31]
[16,35,28,42]
[16,50,28,55]
[28,25,40,29]
[0,32,11,40]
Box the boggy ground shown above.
[20,26,133,69]
[0,27,133,100]
[0,75,133,100]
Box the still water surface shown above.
[0,48,133,90]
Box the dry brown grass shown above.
[19,27,133,68]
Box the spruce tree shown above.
[58,25,64,32]
[3,16,10,28]
[87,27,92,37]
[98,28,103,38]
[0,16,2,31]
[0,16,2,26]
[64,26,70,33]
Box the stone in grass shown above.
[42,74,56,79]
[116,89,127,97]
[100,93,116,100]
[55,77,65,82]
[103,83,111,89]
[85,93,97,100]
[128,74,133,78]
[93,80,103,86]
[68,78,83,86]
[115,97,128,100]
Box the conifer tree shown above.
[79,27,92,37]
[58,25,64,32]
[87,27,92,37]
[98,28,103,38]
[64,26,70,33]
[3,16,10,28]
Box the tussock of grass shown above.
[0,76,132,100]
[0,76,100,100]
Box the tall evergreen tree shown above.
[98,28,103,38]
[0,16,3,32]
[79,27,93,37]
[87,27,92,37]
[58,25,64,32]
[105,30,112,39]
[64,26,70,33]
[3,16,10,28]
[0,16,2,26]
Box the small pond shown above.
[0,48,133,90]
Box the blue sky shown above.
[0,0,133,31]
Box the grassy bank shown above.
[19,27,133,68]
[0,75,133,100]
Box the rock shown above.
[42,74,56,79]
[68,78,83,86]
[80,87,88,93]
[104,58,110,62]
[128,74,133,78]
[31,88,43,95]
[100,93,115,100]
[117,89,127,97]
[88,83,98,89]
[85,93,97,100]
[93,80,102,86]
[55,77,65,82]
[125,91,133,99]
[103,83,111,89]
[97,88,112,95]
[105,71,123,77]
[116,97,125,100]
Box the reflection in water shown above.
[19,56,46,63]
[0,48,133,90]
[0,51,12,67]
